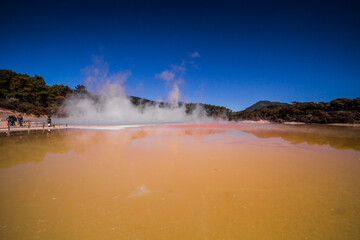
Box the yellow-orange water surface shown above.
[0,123,360,240]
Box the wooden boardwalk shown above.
[0,121,70,135]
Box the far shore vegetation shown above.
[1,69,359,124]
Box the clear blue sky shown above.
[1,0,359,111]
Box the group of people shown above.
[5,115,52,127]
[6,115,23,126]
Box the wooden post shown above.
[7,124,10,137]
[28,123,30,134]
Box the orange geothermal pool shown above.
[0,123,360,239]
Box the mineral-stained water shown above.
[0,123,359,239]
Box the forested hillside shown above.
[231,99,360,124]
[0,70,74,115]
[1,69,359,123]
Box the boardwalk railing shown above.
[0,120,68,136]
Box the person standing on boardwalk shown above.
[18,115,23,126]
[47,116,52,127]
[9,116,15,126]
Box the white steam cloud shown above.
[189,51,200,58]
[155,62,187,104]
[57,55,210,125]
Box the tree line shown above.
[230,99,360,124]
[1,69,359,123]
[0,70,90,115]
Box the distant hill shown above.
[245,101,289,111]
[232,98,360,124]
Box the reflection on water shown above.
[0,123,360,239]
[244,124,360,151]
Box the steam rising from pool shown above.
[62,89,208,125]
[56,57,210,125]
